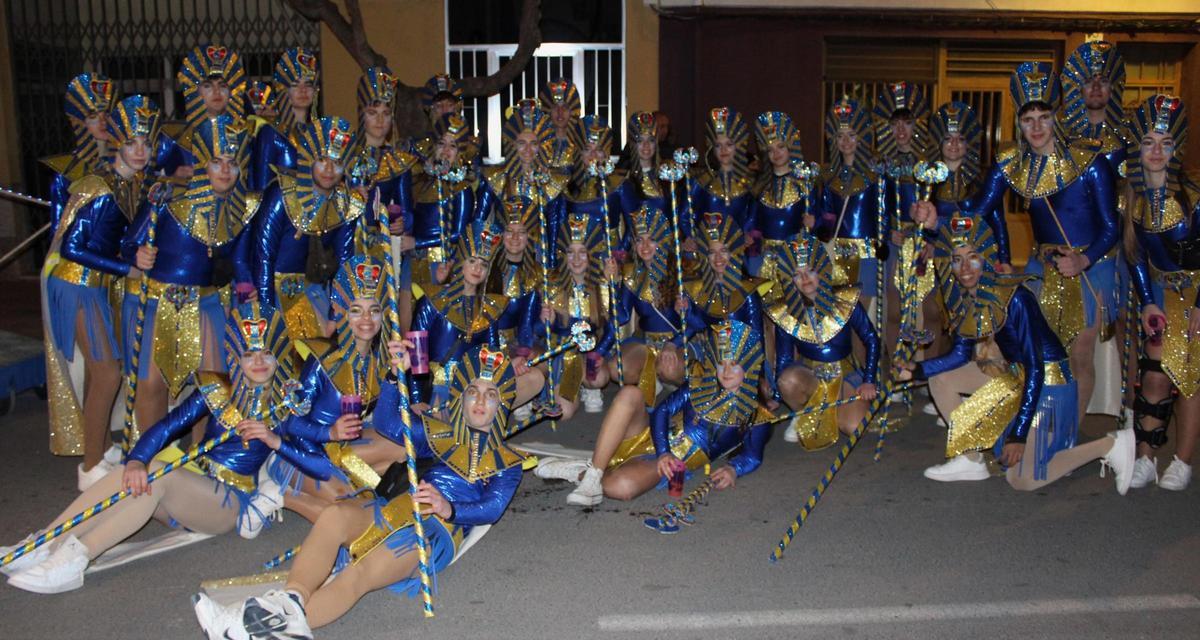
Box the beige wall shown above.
[321,0,660,126]
[321,0,448,123]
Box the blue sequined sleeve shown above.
[915,336,974,379]
[127,391,209,465]
[1081,159,1120,266]
[449,464,522,526]
[60,195,133,276]
[849,304,880,384]
[964,165,1012,265]
[119,200,153,264]
[728,422,769,477]
[251,191,288,307]
[1000,289,1046,443]
[650,386,690,456]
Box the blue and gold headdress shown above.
[556,210,607,286]
[247,81,275,116]
[872,81,932,158]
[755,111,804,167]
[295,116,356,166]
[357,66,397,112]
[455,218,504,267]
[933,214,1028,339]
[825,95,874,169]
[1010,61,1059,112]
[225,298,300,408]
[330,254,388,313]
[690,319,764,428]
[432,112,473,152]
[191,113,251,167]
[1125,94,1188,200]
[628,111,658,142]
[930,101,984,184]
[705,107,750,177]
[501,98,554,160]
[272,47,320,130]
[426,344,525,482]
[1061,41,1125,135]
[539,79,581,120]
[629,203,672,246]
[176,44,247,130]
[420,73,463,111]
[107,95,161,148]
[697,211,745,256]
[169,115,254,251]
[63,73,116,166]
[763,233,859,345]
[570,114,614,156]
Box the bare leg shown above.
[837,380,868,435]
[612,343,648,387]
[1070,326,1099,424]
[776,366,817,411]
[515,368,546,407]
[601,458,663,501]
[590,386,649,469]
[928,362,990,421]
[350,429,408,474]
[134,363,170,440]
[73,311,119,471]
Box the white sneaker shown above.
[581,387,604,413]
[242,589,312,640]
[513,402,533,423]
[921,402,938,416]
[1101,429,1136,496]
[0,535,50,577]
[102,444,124,466]
[782,416,800,443]
[6,534,89,594]
[923,454,990,482]
[1130,456,1158,489]
[193,592,247,640]
[566,466,604,506]
[1159,456,1193,491]
[534,457,589,483]
[240,472,284,540]
[77,461,114,492]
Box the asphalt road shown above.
[0,390,1197,639]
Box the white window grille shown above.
[447,43,626,164]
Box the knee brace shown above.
[1134,357,1173,449]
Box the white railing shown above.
[447,42,627,164]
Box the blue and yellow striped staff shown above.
[380,203,436,618]
[1,381,309,569]
[658,161,690,374]
[590,158,623,384]
[769,381,920,564]
[123,204,161,453]
[262,544,300,570]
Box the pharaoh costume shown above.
[157,44,247,178]
[251,47,320,192]
[252,116,364,341]
[406,114,475,292]
[750,111,816,279]
[690,107,754,237]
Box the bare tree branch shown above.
[283,0,387,70]
[458,0,543,97]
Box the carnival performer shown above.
[874,82,934,353]
[194,342,534,637]
[814,96,886,316]
[245,80,279,136]
[251,47,320,191]
[475,100,568,268]
[158,44,247,179]
[901,211,1134,492]
[44,73,116,237]
[564,114,624,253]
[251,116,364,341]
[403,113,476,295]
[598,205,689,399]
[537,211,612,416]
[537,320,768,507]
[540,78,580,172]
[750,111,816,278]
[417,74,464,144]
[616,111,679,244]
[409,219,507,411]
[488,195,541,362]
[267,255,399,522]
[121,114,256,437]
[2,301,329,593]
[767,234,879,447]
[689,107,754,245]
[1060,41,1128,174]
[43,94,158,489]
[353,66,415,221]
[952,61,1120,421]
[1123,94,1200,491]
[683,211,765,343]
[918,101,1002,413]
